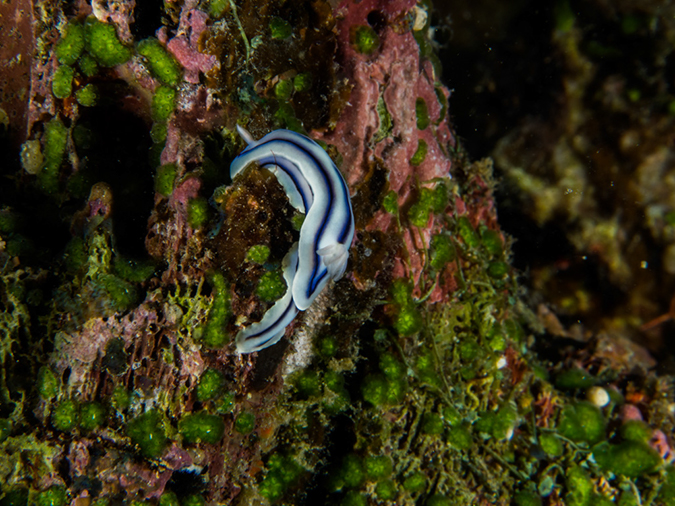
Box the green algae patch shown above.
[84,17,131,67]
[188,197,210,229]
[56,21,85,65]
[293,72,312,92]
[555,367,597,390]
[294,369,321,398]
[475,404,517,440]
[513,491,542,506]
[182,495,205,506]
[96,274,138,312]
[382,190,398,215]
[422,412,444,435]
[152,86,176,122]
[558,401,606,444]
[38,367,59,399]
[481,228,503,256]
[416,97,430,130]
[234,411,255,434]
[456,216,480,249]
[159,491,179,506]
[259,453,304,502]
[52,65,75,99]
[52,399,79,432]
[430,234,455,270]
[350,25,379,55]
[620,419,652,443]
[270,17,293,39]
[403,471,427,493]
[538,432,563,457]
[126,409,168,458]
[202,272,230,348]
[364,455,393,481]
[375,479,397,500]
[593,440,661,477]
[36,486,67,506]
[75,84,97,107]
[275,78,294,101]
[257,270,286,302]
[410,139,428,166]
[137,38,182,87]
[342,491,367,506]
[446,424,473,450]
[155,163,177,197]
[245,245,270,264]
[179,412,225,444]
[487,261,509,279]
[40,118,69,194]
[79,402,106,431]
[78,54,99,77]
[196,368,225,402]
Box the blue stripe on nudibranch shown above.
[231,126,355,353]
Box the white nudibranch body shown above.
[231,126,355,353]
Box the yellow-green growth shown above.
[620,420,653,443]
[79,402,106,431]
[538,432,563,457]
[52,65,75,99]
[36,486,67,506]
[137,38,182,87]
[403,471,427,493]
[150,122,168,144]
[294,370,321,398]
[78,54,99,77]
[410,139,428,166]
[40,118,68,193]
[257,270,286,302]
[555,368,596,390]
[456,216,480,249]
[96,273,138,311]
[341,454,365,488]
[415,97,430,130]
[375,480,397,501]
[113,256,156,283]
[245,245,270,264]
[84,17,132,67]
[126,409,167,457]
[342,491,367,506]
[159,491,179,506]
[259,454,304,502]
[187,197,210,229]
[364,455,393,481]
[38,366,59,399]
[481,228,503,256]
[155,163,177,197]
[293,72,312,92]
[182,495,205,506]
[208,0,229,18]
[234,411,255,434]
[202,271,230,348]
[112,386,131,411]
[275,78,294,100]
[487,261,508,279]
[152,86,176,122]
[475,404,517,440]
[430,234,455,270]
[558,401,606,444]
[269,17,293,39]
[593,440,661,477]
[446,424,472,450]
[422,412,444,435]
[196,368,225,401]
[0,419,11,442]
[52,399,79,432]
[179,412,225,444]
[514,492,542,506]
[75,84,97,107]
[56,21,85,65]
[350,25,379,55]
[382,190,398,214]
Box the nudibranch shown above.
[231,126,355,353]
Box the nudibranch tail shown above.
[230,126,354,352]
[235,243,300,354]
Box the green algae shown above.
[152,86,176,122]
[269,17,293,40]
[37,367,59,399]
[410,139,428,166]
[35,486,67,506]
[245,245,270,264]
[558,401,606,444]
[84,17,131,67]
[350,25,379,55]
[52,399,79,432]
[201,272,231,348]
[256,270,286,302]
[155,163,177,197]
[137,38,182,87]
[75,84,97,107]
[55,21,85,65]
[196,368,225,402]
[79,402,106,431]
[234,411,255,434]
[593,440,662,477]
[179,412,225,444]
[52,66,74,99]
[40,118,68,194]
[416,97,430,130]
[188,197,210,229]
[126,409,167,457]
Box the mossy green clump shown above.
[382,190,399,215]
[112,256,156,283]
[446,423,473,450]
[155,163,177,197]
[152,86,177,122]
[487,261,509,279]
[341,454,365,488]
[179,412,225,444]
[35,486,67,506]
[555,368,596,390]
[78,54,99,77]
[390,280,423,336]
[620,419,653,443]
[364,455,393,481]
[52,399,79,432]
[259,453,304,502]
[75,84,97,107]
[475,405,517,440]
[52,65,75,99]
[196,368,225,402]
[293,72,312,92]
[1,487,28,506]
[427,494,453,506]
[126,409,168,457]
[593,440,661,477]
[294,370,321,398]
[558,401,606,444]
[79,401,106,431]
[538,432,563,456]
[84,17,131,67]
[56,21,85,65]
[182,495,205,506]
[275,78,294,101]
[380,352,406,379]
[403,471,427,493]
[38,366,59,399]
[137,38,182,86]
[208,0,229,18]
[362,373,405,406]
[245,245,270,264]
[41,118,69,193]
[234,411,255,434]
[202,272,230,348]
[657,466,675,506]
[269,17,293,39]
[188,197,210,229]
[513,491,542,506]
[430,234,455,270]
[96,273,138,311]
[408,185,447,227]
[456,216,480,250]
[375,479,397,500]
[257,270,287,302]
[415,97,430,130]
[159,491,179,506]
[422,412,444,435]
[481,228,503,256]
[341,491,367,506]
[350,25,379,55]
[410,139,428,166]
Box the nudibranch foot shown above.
[317,243,350,281]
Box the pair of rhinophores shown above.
[230,126,355,353]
